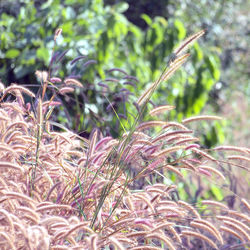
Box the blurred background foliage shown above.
[0,0,249,147]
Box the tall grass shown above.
[0,29,249,249]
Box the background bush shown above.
[0,0,229,145]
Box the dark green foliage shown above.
[0,0,221,143]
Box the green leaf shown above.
[141,14,152,26]
[193,43,203,61]
[214,121,225,144]
[114,2,129,13]
[193,93,207,114]
[61,22,73,35]
[41,0,55,9]
[5,49,20,59]
[156,16,168,27]
[205,55,221,80]
[174,19,186,40]
[211,185,223,201]
[36,47,50,63]
[202,77,215,91]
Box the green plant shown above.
[0,0,223,146]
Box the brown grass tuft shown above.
[182,115,222,124]
[181,230,219,249]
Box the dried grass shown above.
[181,230,219,249]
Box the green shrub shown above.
[0,0,223,145]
